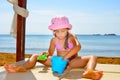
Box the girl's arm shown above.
[48,37,56,56]
[63,34,81,60]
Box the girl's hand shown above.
[41,51,49,57]
[41,51,47,55]
[39,52,48,57]
[63,55,69,60]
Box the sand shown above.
[0,52,120,66]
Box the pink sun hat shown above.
[48,16,72,30]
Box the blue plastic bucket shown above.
[51,56,69,75]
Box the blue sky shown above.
[0,0,120,35]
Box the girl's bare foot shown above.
[4,64,16,72]
[82,69,103,80]
[4,64,27,73]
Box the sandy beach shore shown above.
[0,52,120,66]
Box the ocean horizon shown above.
[0,34,120,57]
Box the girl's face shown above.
[54,28,68,39]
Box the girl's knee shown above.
[90,55,97,61]
[31,54,39,58]
[91,55,97,59]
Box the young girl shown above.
[4,16,103,80]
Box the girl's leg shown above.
[4,54,51,73]
[23,54,51,69]
[82,69,103,80]
[67,55,103,80]
[63,56,88,77]
[81,56,103,80]
[83,55,97,70]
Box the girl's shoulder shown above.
[50,36,57,43]
[69,33,77,39]
[68,33,79,44]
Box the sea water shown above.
[0,34,120,57]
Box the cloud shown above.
[69,11,120,24]
[0,0,12,9]
[0,13,13,23]
[26,9,120,28]
[30,10,59,16]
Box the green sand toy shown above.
[37,53,48,60]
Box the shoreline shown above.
[0,52,120,66]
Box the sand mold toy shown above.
[37,53,48,60]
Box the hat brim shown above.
[48,24,72,30]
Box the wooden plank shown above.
[16,0,27,61]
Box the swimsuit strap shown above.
[67,40,74,49]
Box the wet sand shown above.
[0,52,120,66]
